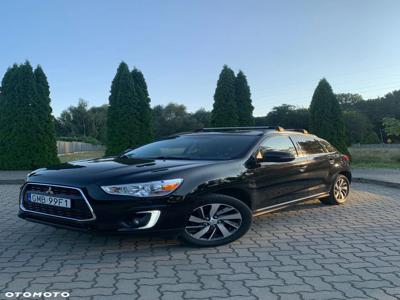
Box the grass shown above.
[58,150,105,163]
[351,161,400,169]
[349,147,400,169]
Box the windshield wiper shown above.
[151,156,191,160]
[118,154,190,160]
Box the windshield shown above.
[124,134,260,160]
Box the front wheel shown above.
[320,174,351,205]
[179,194,252,247]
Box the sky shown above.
[1,0,400,117]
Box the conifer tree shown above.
[106,62,141,155]
[211,65,238,126]
[131,68,153,144]
[34,66,59,165]
[0,62,57,169]
[309,78,348,154]
[0,64,19,169]
[235,71,254,126]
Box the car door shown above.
[250,134,311,209]
[289,134,332,195]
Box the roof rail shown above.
[171,127,308,137]
[286,128,309,134]
[197,126,284,132]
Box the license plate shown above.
[27,193,71,208]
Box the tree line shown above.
[57,88,400,149]
[1,61,400,169]
[55,100,212,145]
[254,91,400,145]
[55,64,254,143]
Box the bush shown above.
[361,132,380,144]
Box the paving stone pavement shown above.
[1,183,400,300]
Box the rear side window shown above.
[318,139,337,153]
[259,135,297,156]
[290,135,325,155]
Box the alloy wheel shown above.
[185,203,242,241]
[334,177,349,201]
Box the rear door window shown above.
[290,135,326,156]
[318,139,337,153]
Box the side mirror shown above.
[258,151,295,163]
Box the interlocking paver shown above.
[184,288,229,298]
[137,285,162,299]
[1,183,400,299]
[248,287,278,300]
[244,278,284,287]
[199,275,224,289]
[301,290,346,300]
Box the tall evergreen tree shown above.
[0,64,19,169]
[235,71,254,126]
[309,78,348,154]
[34,66,59,165]
[106,62,141,155]
[131,68,153,144]
[211,65,238,126]
[0,62,56,169]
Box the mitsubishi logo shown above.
[46,187,54,195]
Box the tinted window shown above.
[291,135,325,155]
[259,135,297,156]
[124,134,259,160]
[318,139,337,153]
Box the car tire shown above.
[320,174,351,205]
[179,193,252,247]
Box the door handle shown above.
[299,166,307,173]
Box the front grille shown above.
[21,184,95,221]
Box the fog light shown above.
[129,213,151,228]
[127,210,161,229]
[132,217,141,226]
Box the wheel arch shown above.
[212,188,253,210]
[339,170,352,183]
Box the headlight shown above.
[101,179,183,197]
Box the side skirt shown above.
[252,192,329,217]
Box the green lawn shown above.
[351,161,400,169]
[58,150,105,163]
[349,147,400,169]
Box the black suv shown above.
[19,127,351,247]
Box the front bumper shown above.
[18,182,192,236]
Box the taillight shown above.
[342,155,350,162]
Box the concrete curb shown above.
[353,178,400,189]
[0,180,25,185]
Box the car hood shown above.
[27,156,216,187]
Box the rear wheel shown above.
[179,194,252,247]
[320,174,350,205]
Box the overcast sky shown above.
[1,0,400,116]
